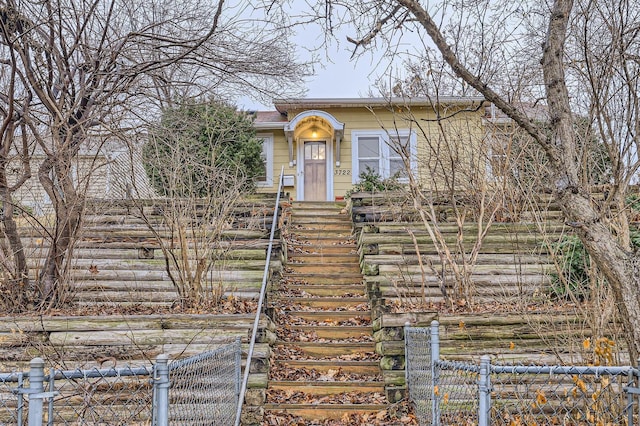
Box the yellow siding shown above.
[257,102,487,200]
[412,107,487,191]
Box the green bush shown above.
[551,194,640,300]
[345,167,403,198]
[627,194,640,221]
[550,235,591,300]
[143,100,264,197]
[551,229,640,300]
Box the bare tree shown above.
[297,0,640,358]
[138,100,265,307]
[0,52,33,310]
[0,0,308,309]
[366,95,501,308]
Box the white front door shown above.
[297,140,333,201]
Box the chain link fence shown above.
[167,340,242,425]
[0,338,241,426]
[405,322,640,426]
[405,325,481,425]
[0,372,25,425]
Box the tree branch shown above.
[396,0,556,160]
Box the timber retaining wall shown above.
[349,191,627,402]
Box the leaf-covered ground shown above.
[269,366,382,382]
[274,310,372,327]
[263,398,418,425]
[275,326,374,343]
[272,344,381,362]
[30,296,257,316]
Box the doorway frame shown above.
[296,138,333,201]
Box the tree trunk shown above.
[557,191,640,359]
[37,154,84,307]
[398,0,640,359]
[541,0,640,360]
[0,170,30,310]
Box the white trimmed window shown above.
[351,130,416,183]
[486,127,517,180]
[256,133,274,187]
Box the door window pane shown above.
[305,142,326,160]
[318,144,325,160]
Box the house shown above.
[10,138,156,216]
[252,97,488,201]
[9,96,493,214]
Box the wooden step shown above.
[292,207,349,215]
[271,297,370,310]
[290,220,352,231]
[287,240,356,252]
[285,263,361,274]
[291,207,348,214]
[279,310,371,323]
[288,253,359,264]
[274,360,381,376]
[288,244,357,255]
[290,222,351,232]
[278,284,366,297]
[283,273,363,285]
[278,325,374,340]
[267,381,385,395]
[291,201,346,210]
[274,342,376,358]
[290,225,352,234]
[289,229,355,239]
[263,404,388,421]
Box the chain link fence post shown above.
[402,321,411,406]
[154,354,169,426]
[430,320,440,426]
[623,358,640,424]
[626,359,636,425]
[46,368,55,426]
[17,373,25,425]
[637,358,640,423]
[404,321,410,406]
[478,355,491,426]
[635,358,640,424]
[28,358,44,426]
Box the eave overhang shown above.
[274,96,486,113]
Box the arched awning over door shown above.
[284,110,345,166]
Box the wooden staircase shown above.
[263,201,389,424]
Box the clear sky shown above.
[237,51,380,111]
[237,23,394,111]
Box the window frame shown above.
[351,129,416,184]
[256,133,274,187]
[486,127,516,180]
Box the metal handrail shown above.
[234,166,285,426]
